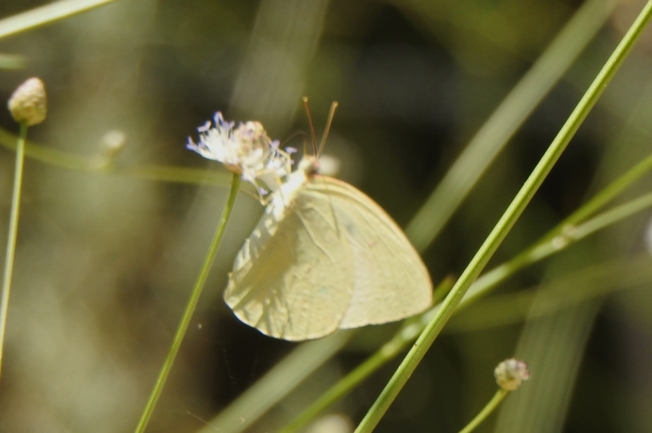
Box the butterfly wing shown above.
[225,171,433,340]
[224,184,355,340]
[303,176,433,328]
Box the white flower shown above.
[187,112,292,195]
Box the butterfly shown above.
[223,106,433,341]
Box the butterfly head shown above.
[297,155,321,176]
[300,98,338,178]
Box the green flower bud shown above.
[494,359,530,391]
[8,77,47,126]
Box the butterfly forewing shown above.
[225,182,355,340]
[303,176,433,328]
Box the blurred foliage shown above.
[1,0,652,432]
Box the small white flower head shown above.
[494,358,530,391]
[7,77,47,126]
[187,112,292,195]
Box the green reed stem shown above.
[0,0,117,40]
[0,121,27,382]
[0,127,233,187]
[134,173,241,433]
[355,2,652,431]
[448,254,652,333]
[465,187,652,308]
[541,151,652,243]
[458,389,510,433]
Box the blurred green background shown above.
[1,0,652,432]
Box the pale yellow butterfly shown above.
[224,104,433,341]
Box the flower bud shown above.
[494,358,530,391]
[7,77,47,126]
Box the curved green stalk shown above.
[134,173,241,433]
[538,151,652,243]
[0,0,117,40]
[0,127,237,188]
[355,2,652,431]
[464,188,652,308]
[448,254,652,333]
[460,388,509,433]
[0,121,28,381]
[458,389,510,433]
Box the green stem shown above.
[0,127,234,187]
[0,0,117,40]
[134,173,241,433]
[354,2,652,432]
[458,389,510,433]
[540,151,652,243]
[0,121,27,381]
[464,188,652,309]
[448,255,652,333]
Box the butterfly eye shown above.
[307,160,320,175]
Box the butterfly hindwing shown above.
[303,176,433,328]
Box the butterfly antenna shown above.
[302,97,318,156]
[317,101,338,157]
[280,130,308,149]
